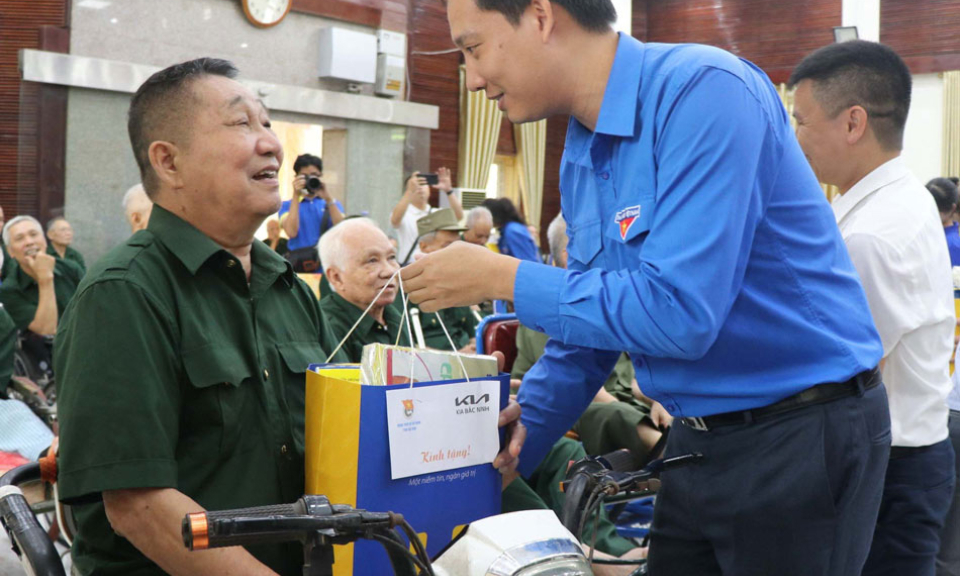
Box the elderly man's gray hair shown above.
[466,206,493,228]
[3,215,42,247]
[547,213,568,263]
[318,218,381,291]
[122,184,148,212]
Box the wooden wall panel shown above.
[644,0,840,84]
[539,114,568,246]
[632,0,648,41]
[0,1,69,220]
[407,0,462,182]
[881,0,960,74]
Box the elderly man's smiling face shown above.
[168,75,283,226]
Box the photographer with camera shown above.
[279,153,344,272]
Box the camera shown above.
[300,176,323,196]
[421,173,439,186]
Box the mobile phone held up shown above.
[421,172,439,186]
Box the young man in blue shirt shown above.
[279,153,344,272]
[401,0,890,573]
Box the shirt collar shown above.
[832,156,909,224]
[147,205,225,275]
[593,33,644,137]
[329,291,378,336]
[147,205,294,286]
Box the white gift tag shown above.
[386,380,501,480]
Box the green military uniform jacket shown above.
[0,241,15,281]
[0,258,83,331]
[512,325,643,407]
[319,291,409,363]
[409,304,477,351]
[47,243,87,275]
[0,305,16,387]
[55,205,344,576]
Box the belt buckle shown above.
[684,416,709,432]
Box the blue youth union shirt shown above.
[278,197,344,251]
[499,221,540,263]
[513,34,883,475]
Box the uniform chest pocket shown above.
[182,345,254,455]
[567,220,604,267]
[277,341,326,449]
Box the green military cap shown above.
[417,208,467,237]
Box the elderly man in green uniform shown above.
[0,215,83,337]
[54,58,344,576]
[318,217,410,361]
[45,216,86,275]
[408,209,478,352]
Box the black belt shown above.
[680,367,881,432]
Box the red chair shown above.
[475,314,520,374]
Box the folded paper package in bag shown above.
[359,343,498,385]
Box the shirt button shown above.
[280,444,288,456]
[226,260,237,268]
[263,369,269,379]
[600,172,610,180]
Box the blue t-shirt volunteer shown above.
[513,34,883,475]
[278,197,344,251]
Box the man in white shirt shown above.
[389,168,463,264]
[791,40,956,576]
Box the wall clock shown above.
[242,0,291,28]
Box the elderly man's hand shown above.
[496,396,526,488]
[401,242,520,312]
[22,252,56,283]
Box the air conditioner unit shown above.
[318,27,377,84]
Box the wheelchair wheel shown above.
[13,349,55,401]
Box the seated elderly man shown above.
[0,215,83,337]
[318,218,409,362]
[408,209,478,353]
[512,214,671,467]
[45,216,86,275]
[122,183,153,234]
[55,58,344,575]
[462,206,493,247]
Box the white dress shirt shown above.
[833,156,954,447]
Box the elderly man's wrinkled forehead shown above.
[340,222,394,263]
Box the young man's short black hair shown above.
[788,40,912,152]
[475,0,616,33]
[293,154,323,174]
[926,177,960,215]
[128,57,239,197]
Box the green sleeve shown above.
[0,285,36,331]
[511,325,549,379]
[0,307,16,387]
[55,280,182,502]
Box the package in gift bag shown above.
[304,362,509,576]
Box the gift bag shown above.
[304,362,509,576]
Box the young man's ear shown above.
[528,0,556,42]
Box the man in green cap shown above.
[55,58,344,576]
[408,208,479,353]
[318,217,410,361]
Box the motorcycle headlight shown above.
[489,538,592,576]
